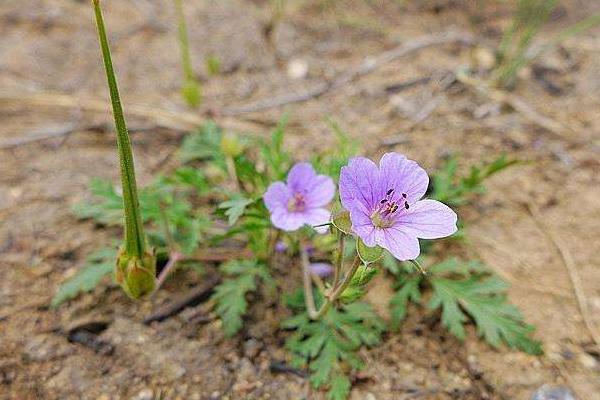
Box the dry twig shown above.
[526,203,600,349]
[221,31,473,115]
[456,72,574,140]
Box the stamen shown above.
[386,188,394,196]
[402,193,407,198]
[404,202,409,210]
[380,199,387,204]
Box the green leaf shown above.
[331,205,352,234]
[356,238,383,264]
[284,298,385,400]
[211,260,271,336]
[328,374,351,400]
[179,122,226,170]
[218,197,254,226]
[350,264,378,287]
[428,260,542,355]
[389,274,422,330]
[431,155,522,206]
[51,248,115,307]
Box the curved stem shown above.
[328,256,361,302]
[301,247,330,320]
[409,259,428,275]
[93,0,145,257]
[332,234,344,288]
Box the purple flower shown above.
[339,152,457,261]
[264,163,335,232]
[309,262,334,278]
[274,241,288,253]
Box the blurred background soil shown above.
[1,0,599,399]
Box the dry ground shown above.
[1,0,599,399]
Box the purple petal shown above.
[349,208,377,247]
[287,163,316,193]
[379,152,429,204]
[264,181,292,212]
[275,241,288,253]
[270,209,306,231]
[395,199,457,239]
[305,175,335,208]
[339,157,380,212]
[378,227,420,261]
[303,208,331,233]
[309,262,334,278]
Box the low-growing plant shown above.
[55,3,541,399]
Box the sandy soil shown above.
[1,0,599,399]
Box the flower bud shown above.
[115,248,156,299]
[220,132,245,158]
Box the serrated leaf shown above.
[211,260,271,336]
[389,274,423,330]
[284,299,385,399]
[328,374,351,400]
[356,238,383,264]
[51,248,115,307]
[428,262,542,355]
[218,197,254,226]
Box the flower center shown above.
[287,192,306,212]
[370,188,409,228]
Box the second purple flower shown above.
[264,163,335,232]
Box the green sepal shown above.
[331,204,352,234]
[350,264,378,287]
[115,247,157,299]
[356,238,383,264]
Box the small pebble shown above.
[531,385,575,400]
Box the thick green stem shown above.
[92,0,146,258]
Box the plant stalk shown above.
[92,0,146,258]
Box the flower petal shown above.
[264,181,292,212]
[348,208,377,247]
[305,175,336,208]
[339,156,380,212]
[303,208,331,233]
[287,162,317,193]
[377,227,420,261]
[395,199,457,239]
[379,152,429,204]
[270,209,306,231]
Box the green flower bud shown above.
[220,132,245,158]
[182,79,202,108]
[115,248,156,299]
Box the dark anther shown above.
[380,199,387,204]
[387,188,394,196]
[402,193,407,198]
[391,204,399,213]
[404,202,410,209]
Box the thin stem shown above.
[92,0,145,257]
[409,259,428,275]
[155,251,183,292]
[333,234,344,288]
[328,256,361,302]
[301,247,330,320]
[174,0,195,82]
[159,204,176,252]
